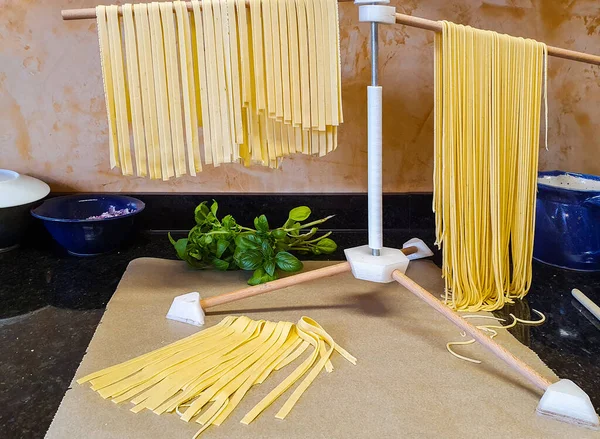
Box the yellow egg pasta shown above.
[95,0,343,178]
[106,5,133,175]
[433,21,547,312]
[78,316,355,438]
[96,6,120,170]
[133,3,162,179]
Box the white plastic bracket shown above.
[358,5,396,24]
[403,238,434,261]
[344,245,410,283]
[354,0,389,5]
[537,379,600,428]
[166,292,206,326]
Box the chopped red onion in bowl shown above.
[87,206,135,220]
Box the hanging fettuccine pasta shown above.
[433,21,547,312]
[95,0,343,179]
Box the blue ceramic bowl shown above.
[31,195,145,256]
[534,171,600,271]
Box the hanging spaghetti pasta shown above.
[433,21,547,312]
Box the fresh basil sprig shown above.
[169,201,337,285]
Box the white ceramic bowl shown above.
[0,169,50,251]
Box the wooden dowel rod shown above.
[391,269,553,392]
[200,245,420,309]
[61,4,600,67]
[394,12,600,66]
[200,262,352,309]
[61,0,354,20]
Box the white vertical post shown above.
[356,1,395,256]
[368,85,383,255]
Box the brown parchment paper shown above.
[45,258,599,439]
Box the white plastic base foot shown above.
[537,379,599,429]
[344,245,409,283]
[403,238,434,261]
[166,292,205,327]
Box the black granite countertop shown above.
[1,226,599,438]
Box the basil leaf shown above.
[187,258,208,269]
[275,241,290,252]
[248,268,277,285]
[216,239,229,258]
[275,251,303,272]
[261,240,274,258]
[188,226,204,243]
[235,234,260,250]
[169,234,189,261]
[264,260,276,276]
[316,238,337,254]
[289,206,311,222]
[236,249,263,270]
[222,214,236,229]
[248,268,266,285]
[254,214,269,233]
[211,257,229,271]
[272,229,287,240]
[210,200,218,216]
[194,201,210,224]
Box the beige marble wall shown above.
[1,0,599,192]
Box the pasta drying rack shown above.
[61,0,600,429]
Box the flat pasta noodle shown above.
[160,2,187,177]
[190,1,213,165]
[133,3,162,179]
[286,0,302,127]
[122,4,148,177]
[95,6,119,169]
[175,0,202,174]
[235,0,251,105]
[325,0,340,125]
[261,0,276,117]
[148,2,174,180]
[304,0,319,130]
[295,0,312,130]
[106,5,133,175]
[212,0,234,163]
[311,0,326,131]
[269,0,284,120]
[277,0,292,123]
[249,0,267,112]
[318,0,332,127]
[200,0,225,166]
[220,0,243,151]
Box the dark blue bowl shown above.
[31,195,145,256]
[534,171,600,271]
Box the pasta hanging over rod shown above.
[433,21,547,312]
[95,0,343,179]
